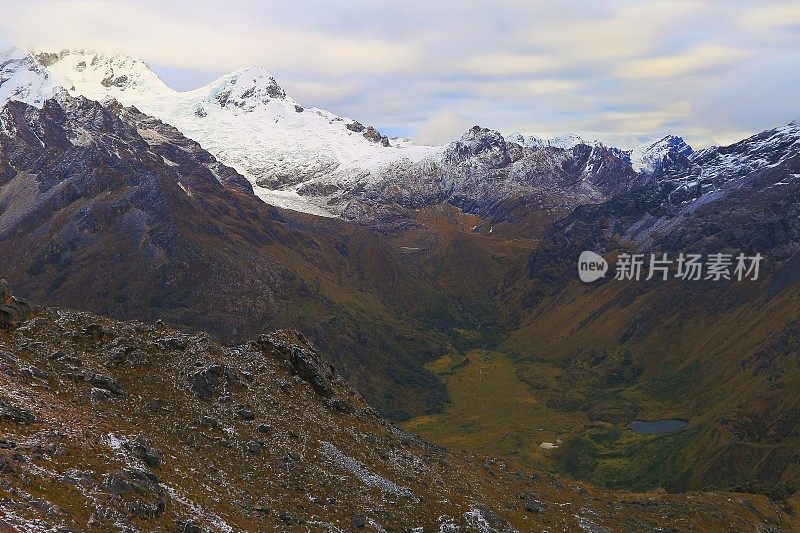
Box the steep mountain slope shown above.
[492,120,800,492]
[0,48,58,107]
[629,135,694,175]
[0,93,481,419]
[0,284,794,531]
[508,131,589,150]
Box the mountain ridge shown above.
[2,46,707,220]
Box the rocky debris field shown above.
[0,284,793,532]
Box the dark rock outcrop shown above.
[125,436,162,469]
[0,280,33,332]
[362,126,390,146]
[266,332,338,398]
[102,468,168,519]
[190,364,239,400]
[91,374,123,395]
[0,399,36,424]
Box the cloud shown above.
[615,44,753,80]
[588,101,694,135]
[475,79,584,99]
[526,1,704,64]
[459,53,560,76]
[283,80,365,106]
[414,110,467,145]
[740,3,800,29]
[0,0,797,149]
[3,0,421,75]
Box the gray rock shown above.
[362,126,390,146]
[20,366,48,380]
[126,436,162,468]
[286,341,336,397]
[90,387,112,403]
[179,520,200,533]
[90,374,123,395]
[525,500,545,514]
[199,416,220,429]
[190,364,230,399]
[0,400,36,424]
[346,121,365,133]
[236,405,255,420]
[0,280,34,332]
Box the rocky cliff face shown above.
[337,125,647,232]
[0,287,792,531]
[527,119,800,291]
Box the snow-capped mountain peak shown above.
[507,131,591,150]
[5,45,786,222]
[202,64,287,111]
[1,47,58,107]
[0,47,444,216]
[630,134,693,174]
[31,48,173,101]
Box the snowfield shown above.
[1,48,441,216]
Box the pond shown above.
[626,419,687,435]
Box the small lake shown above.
[626,419,687,435]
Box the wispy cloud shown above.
[4,0,421,75]
[740,3,800,29]
[459,53,560,76]
[615,44,753,80]
[414,109,467,145]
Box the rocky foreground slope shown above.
[0,283,793,532]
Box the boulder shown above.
[0,400,36,424]
[102,468,168,519]
[236,404,255,421]
[0,280,34,332]
[91,374,123,395]
[126,436,162,468]
[190,365,226,399]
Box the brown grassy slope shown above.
[0,301,794,532]
[500,274,800,492]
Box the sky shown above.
[1,0,799,148]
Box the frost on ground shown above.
[319,441,415,500]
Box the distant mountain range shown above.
[3,47,706,221]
